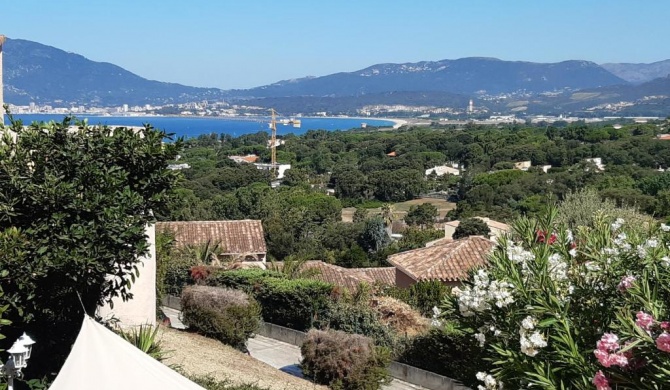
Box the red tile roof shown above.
[387,236,495,282]
[657,134,670,140]
[156,220,266,255]
[272,261,395,290]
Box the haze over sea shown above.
[6,114,395,138]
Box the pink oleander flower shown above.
[617,275,636,292]
[594,333,629,368]
[597,333,619,351]
[657,333,670,353]
[661,321,670,330]
[592,370,611,390]
[636,311,654,331]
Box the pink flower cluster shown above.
[594,333,629,367]
[657,333,670,353]
[592,370,610,390]
[617,275,636,292]
[636,311,654,331]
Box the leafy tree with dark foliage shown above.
[404,203,438,227]
[0,116,181,383]
[453,218,491,239]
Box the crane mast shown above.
[270,108,277,173]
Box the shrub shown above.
[378,280,449,317]
[254,277,333,331]
[205,268,286,291]
[397,325,488,388]
[181,286,261,351]
[441,205,670,389]
[319,301,400,352]
[301,329,391,390]
[119,324,167,362]
[368,296,429,337]
[204,269,333,331]
[184,374,269,390]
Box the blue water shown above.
[4,114,394,138]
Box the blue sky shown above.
[3,0,668,89]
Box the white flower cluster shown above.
[547,253,568,281]
[613,232,632,252]
[476,372,503,390]
[431,306,443,327]
[661,223,670,232]
[611,218,625,232]
[635,237,660,259]
[452,270,514,317]
[507,241,535,277]
[662,256,670,267]
[519,316,547,357]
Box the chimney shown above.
[0,35,5,126]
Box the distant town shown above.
[7,99,664,126]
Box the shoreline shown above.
[13,112,406,129]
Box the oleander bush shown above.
[440,205,670,390]
[181,286,261,351]
[300,329,391,390]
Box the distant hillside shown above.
[2,38,229,106]
[601,60,670,84]
[237,91,471,116]
[235,57,628,98]
[509,76,670,116]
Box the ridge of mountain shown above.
[3,38,229,106]
[238,57,627,98]
[601,60,670,84]
[2,37,636,107]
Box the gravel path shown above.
[160,326,326,390]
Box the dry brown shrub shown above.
[369,296,430,336]
[300,329,391,390]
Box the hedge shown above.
[201,268,334,331]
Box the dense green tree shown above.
[404,203,439,227]
[0,117,181,380]
[453,218,491,239]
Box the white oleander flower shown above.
[474,332,486,347]
[522,316,536,330]
[661,223,670,232]
[547,253,568,281]
[611,218,625,231]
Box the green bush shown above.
[397,325,488,388]
[254,277,333,331]
[318,301,400,353]
[205,268,286,291]
[181,286,261,351]
[378,280,449,317]
[301,329,391,390]
[204,269,333,331]
[119,324,167,362]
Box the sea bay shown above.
[5,114,396,138]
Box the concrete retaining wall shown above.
[162,294,182,311]
[389,362,470,390]
[257,322,306,346]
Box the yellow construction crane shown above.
[268,109,301,175]
[269,108,278,172]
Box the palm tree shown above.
[268,256,321,279]
[179,239,225,265]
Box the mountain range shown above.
[2,37,669,115]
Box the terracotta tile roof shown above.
[228,155,260,163]
[387,236,495,282]
[156,220,266,255]
[657,134,670,140]
[272,261,395,290]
